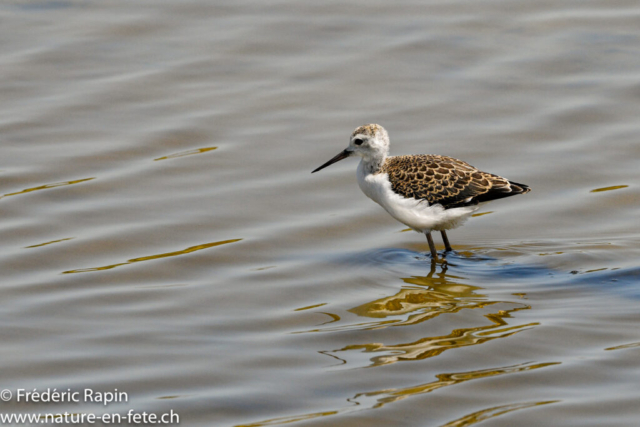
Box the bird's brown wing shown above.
[381,155,530,209]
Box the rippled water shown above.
[2,1,640,426]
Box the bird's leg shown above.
[425,231,438,260]
[440,230,453,252]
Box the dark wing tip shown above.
[471,179,530,205]
[507,181,531,194]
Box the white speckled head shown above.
[348,124,390,162]
[311,124,390,174]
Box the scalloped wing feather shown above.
[381,155,530,209]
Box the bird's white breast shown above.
[356,160,478,232]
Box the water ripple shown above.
[154,146,217,161]
[235,361,560,427]
[63,238,242,274]
[0,178,95,200]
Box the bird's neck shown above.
[360,152,387,175]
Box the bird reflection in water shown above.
[325,261,539,367]
[252,263,550,427]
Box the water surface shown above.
[1,1,640,426]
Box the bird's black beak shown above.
[311,149,352,173]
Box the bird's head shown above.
[312,124,389,173]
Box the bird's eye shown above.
[354,138,364,146]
